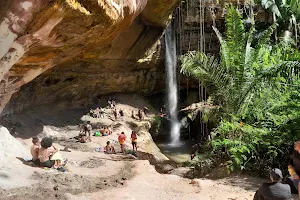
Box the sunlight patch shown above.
[65,0,91,15]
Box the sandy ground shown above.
[67,160,258,200]
[0,94,297,200]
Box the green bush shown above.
[211,120,299,176]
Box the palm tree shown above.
[180,7,300,121]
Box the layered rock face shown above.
[0,0,179,114]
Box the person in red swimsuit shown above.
[131,131,137,152]
[118,132,126,154]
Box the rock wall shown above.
[0,0,180,114]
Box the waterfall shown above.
[165,21,181,144]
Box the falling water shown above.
[165,21,181,145]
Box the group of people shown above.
[115,131,138,155]
[131,107,149,121]
[89,107,105,118]
[30,137,66,169]
[254,141,300,200]
[78,121,92,143]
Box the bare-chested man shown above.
[38,137,57,168]
[30,137,40,165]
[104,141,115,154]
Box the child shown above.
[30,137,40,165]
[104,141,115,154]
[131,131,137,152]
[118,132,126,154]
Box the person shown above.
[104,141,115,154]
[104,127,110,136]
[95,107,100,118]
[100,127,105,135]
[112,99,116,108]
[89,109,94,117]
[30,137,40,165]
[143,107,149,117]
[119,109,124,117]
[100,107,105,118]
[160,108,164,116]
[118,132,126,154]
[131,131,137,152]
[78,124,84,135]
[254,168,291,200]
[38,137,57,168]
[131,110,135,119]
[138,109,143,121]
[108,126,113,135]
[286,141,300,196]
[79,125,89,143]
[113,109,118,120]
[86,121,92,140]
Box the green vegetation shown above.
[257,0,300,38]
[180,6,300,175]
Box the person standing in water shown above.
[131,131,137,152]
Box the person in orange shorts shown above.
[131,131,137,152]
[118,132,126,154]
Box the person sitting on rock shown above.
[254,168,291,200]
[103,127,110,136]
[118,132,126,154]
[39,137,67,169]
[30,137,40,165]
[79,126,88,143]
[38,137,57,168]
[100,127,105,136]
[286,141,300,197]
[104,141,115,154]
[108,126,113,135]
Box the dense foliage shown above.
[181,7,300,175]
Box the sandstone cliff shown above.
[0,0,179,114]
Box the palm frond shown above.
[257,23,277,46]
[180,51,232,102]
[225,7,245,55]
[212,26,231,72]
